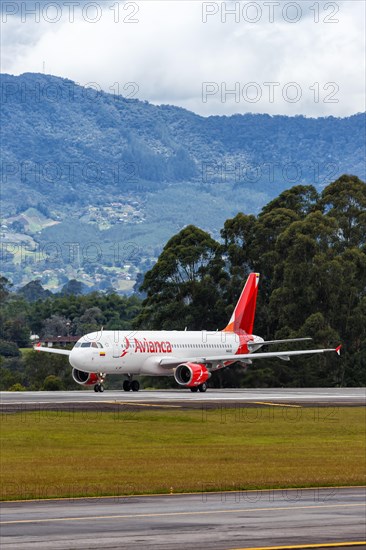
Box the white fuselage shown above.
[69,330,264,376]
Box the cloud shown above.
[1,0,365,116]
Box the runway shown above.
[1,388,365,412]
[1,487,365,549]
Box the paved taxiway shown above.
[1,487,365,549]
[1,388,365,412]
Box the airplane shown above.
[35,273,341,393]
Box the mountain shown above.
[1,72,365,290]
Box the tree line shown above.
[1,174,365,390]
[136,174,366,388]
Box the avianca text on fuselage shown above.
[35,272,342,393]
[128,338,173,354]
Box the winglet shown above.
[335,345,342,356]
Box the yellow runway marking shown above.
[1,503,364,525]
[254,402,302,408]
[108,401,181,408]
[231,543,366,549]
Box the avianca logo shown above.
[119,337,173,356]
[134,338,172,353]
[120,337,130,358]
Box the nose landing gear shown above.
[93,373,106,393]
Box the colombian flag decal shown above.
[99,352,106,357]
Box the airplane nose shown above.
[69,348,86,369]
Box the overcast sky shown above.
[1,0,365,117]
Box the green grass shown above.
[1,407,365,501]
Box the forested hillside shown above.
[1,175,365,389]
[2,73,364,205]
[1,73,365,290]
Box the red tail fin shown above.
[223,273,260,334]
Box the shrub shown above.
[0,340,20,357]
[42,375,64,391]
[8,383,27,392]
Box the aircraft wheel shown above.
[198,383,207,393]
[99,384,104,392]
[123,380,131,392]
[190,387,198,392]
[131,380,140,392]
[94,384,100,392]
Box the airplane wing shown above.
[34,346,71,356]
[159,346,341,369]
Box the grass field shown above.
[1,407,365,501]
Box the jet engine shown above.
[72,368,100,386]
[174,363,210,388]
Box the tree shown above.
[60,279,87,296]
[17,280,52,302]
[42,375,64,391]
[0,356,26,390]
[74,307,104,334]
[320,175,366,249]
[137,225,228,330]
[0,340,20,357]
[260,185,320,218]
[0,276,12,302]
[269,211,338,331]
[221,178,366,386]
[42,315,71,338]
[24,350,71,390]
[1,315,30,347]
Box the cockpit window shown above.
[91,342,98,348]
[81,342,91,348]
[74,342,81,348]
[97,343,103,348]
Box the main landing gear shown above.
[123,378,140,392]
[190,383,207,393]
[94,383,104,392]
